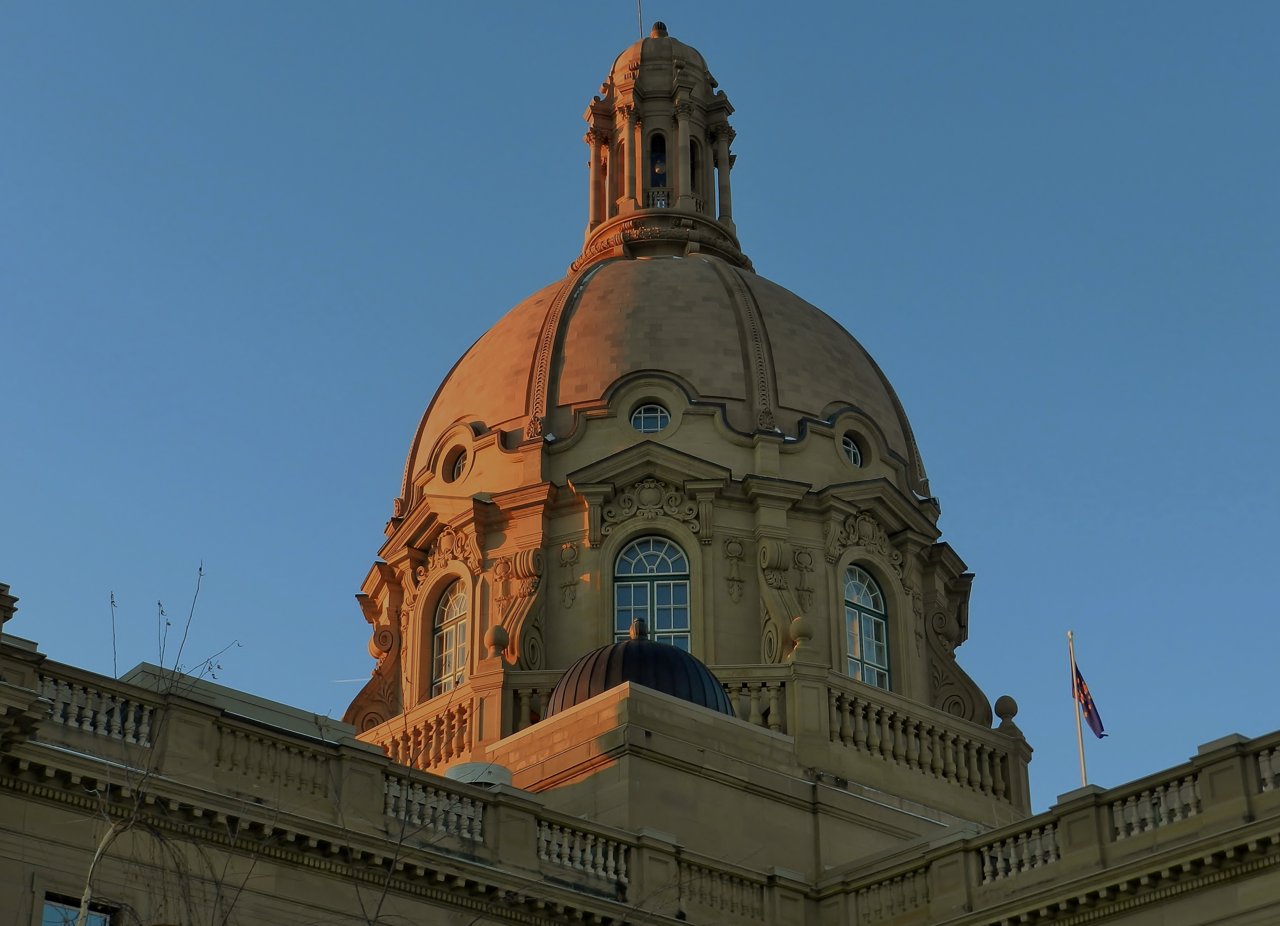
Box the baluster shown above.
[828,690,840,743]
[430,716,445,767]
[866,704,882,755]
[906,719,921,769]
[978,745,993,793]
[517,689,532,731]
[968,740,982,789]
[1046,823,1059,862]
[767,683,782,731]
[890,713,906,763]
[455,703,469,756]
[852,698,868,750]
[749,685,764,726]
[604,840,617,879]
[954,739,970,787]
[929,726,943,776]
[992,748,1007,798]
[940,732,956,780]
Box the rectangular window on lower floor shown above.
[43,894,115,926]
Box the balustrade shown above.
[384,772,484,842]
[214,724,329,796]
[535,819,629,889]
[977,823,1059,883]
[679,859,765,920]
[1110,774,1200,839]
[721,677,786,732]
[828,686,1012,801]
[38,674,155,746]
[851,867,929,923]
[374,699,472,772]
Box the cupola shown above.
[578,22,749,270]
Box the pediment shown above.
[567,441,731,494]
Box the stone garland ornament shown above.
[723,537,744,603]
[559,542,580,609]
[792,547,815,613]
[601,478,700,539]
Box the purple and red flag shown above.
[1072,664,1106,739]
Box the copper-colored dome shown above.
[402,255,928,497]
[544,631,734,719]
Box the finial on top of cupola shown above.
[650,22,669,38]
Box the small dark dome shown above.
[544,623,734,718]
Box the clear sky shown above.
[2,3,1277,813]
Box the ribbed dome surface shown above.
[544,636,735,718]
[402,256,928,497]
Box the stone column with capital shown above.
[675,101,693,210]
[622,105,639,212]
[585,129,604,231]
[713,122,736,231]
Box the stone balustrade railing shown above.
[717,665,790,733]
[829,681,1013,801]
[16,654,1280,926]
[977,822,1059,883]
[384,770,485,842]
[1109,772,1200,839]
[506,670,561,732]
[365,693,474,772]
[214,722,330,797]
[679,856,767,920]
[535,817,630,889]
[38,673,157,747]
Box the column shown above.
[713,122,735,228]
[675,102,693,210]
[623,105,638,210]
[585,129,604,229]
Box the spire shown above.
[574,23,750,272]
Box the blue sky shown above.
[2,3,1276,812]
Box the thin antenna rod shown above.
[1068,630,1088,787]
[637,1,644,39]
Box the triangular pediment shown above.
[567,441,731,494]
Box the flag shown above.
[1073,664,1106,738]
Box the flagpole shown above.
[1067,630,1087,787]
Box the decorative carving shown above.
[518,603,545,670]
[601,478,700,538]
[572,216,751,272]
[824,509,903,570]
[723,537,744,603]
[758,538,790,589]
[926,606,993,726]
[559,542,580,609]
[792,548,815,613]
[494,548,543,604]
[760,599,780,664]
[525,415,544,439]
[426,526,483,576]
[493,547,543,667]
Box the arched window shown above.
[630,402,670,433]
[614,537,690,649]
[431,580,468,697]
[844,566,889,689]
[648,133,668,207]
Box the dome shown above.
[401,255,929,498]
[544,622,735,718]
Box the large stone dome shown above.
[402,255,929,499]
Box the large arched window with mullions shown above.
[431,580,468,698]
[614,537,690,649]
[844,565,890,690]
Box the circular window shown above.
[841,433,863,467]
[630,403,670,434]
[443,447,467,483]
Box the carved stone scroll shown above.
[601,478,700,539]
